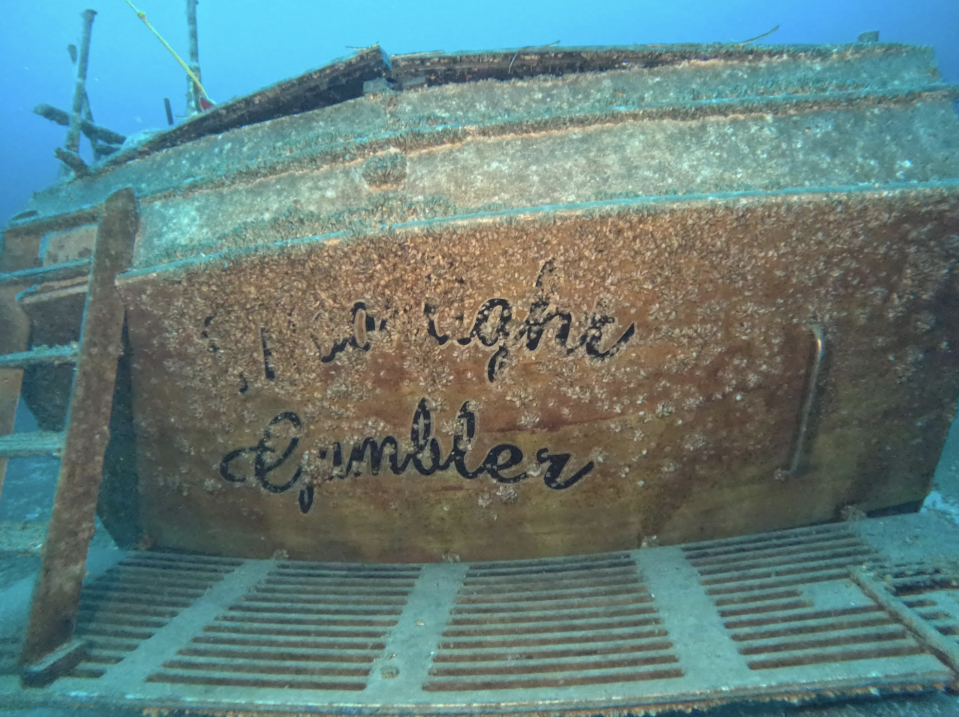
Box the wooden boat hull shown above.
[111,187,959,561]
[5,43,959,561]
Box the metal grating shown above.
[147,560,421,690]
[67,552,241,678]
[1,515,957,715]
[424,552,681,691]
[683,524,878,596]
[682,525,943,673]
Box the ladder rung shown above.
[0,431,65,458]
[0,259,92,286]
[0,344,79,368]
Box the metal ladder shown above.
[0,189,138,683]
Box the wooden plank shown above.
[102,45,387,165]
[0,345,79,369]
[0,432,65,458]
[0,259,91,286]
[0,230,42,274]
[19,188,139,666]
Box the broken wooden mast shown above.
[59,9,96,179]
[186,0,202,115]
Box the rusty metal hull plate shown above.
[115,186,959,561]
[0,516,956,714]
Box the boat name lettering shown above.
[426,261,635,381]
[218,399,594,513]
[204,263,634,387]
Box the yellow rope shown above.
[123,0,214,103]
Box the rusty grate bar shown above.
[850,564,959,679]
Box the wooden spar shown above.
[65,42,103,160]
[186,0,201,114]
[81,93,102,160]
[61,10,96,178]
[34,104,126,145]
[53,148,89,177]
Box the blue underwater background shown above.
[1,0,958,225]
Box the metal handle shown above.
[780,323,826,479]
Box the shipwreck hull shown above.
[4,42,959,560]
[111,187,959,561]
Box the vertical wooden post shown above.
[19,189,139,671]
[81,93,102,160]
[62,10,96,178]
[185,0,201,115]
